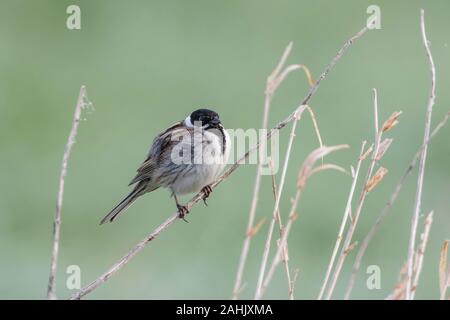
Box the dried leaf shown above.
[439,240,449,299]
[308,164,347,177]
[359,144,373,161]
[382,111,402,132]
[305,105,324,156]
[375,138,393,160]
[296,145,349,189]
[298,64,315,87]
[247,217,267,237]
[344,241,358,255]
[364,167,388,192]
[386,261,408,300]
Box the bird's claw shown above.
[177,204,189,223]
[201,185,213,207]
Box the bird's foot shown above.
[201,185,213,206]
[177,204,190,223]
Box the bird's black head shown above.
[186,108,221,129]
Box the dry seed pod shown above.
[375,138,393,160]
[365,167,388,192]
[382,111,402,132]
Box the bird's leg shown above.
[201,185,213,206]
[173,193,189,223]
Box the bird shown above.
[100,108,230,224]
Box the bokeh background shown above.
[0,0,448,299]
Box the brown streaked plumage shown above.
[100,109,229,224]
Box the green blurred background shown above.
[0,0,448,299]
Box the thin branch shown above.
[260,146,348,299]
[324,88,385,300]
[71,213,178,299]
[70,23,372,300]
[411,211,433,299]
[268,158,294,300]
[47,85,89,300]
[373,88,379,134]
[317,141,367,299]
[233,42,297,300]
[406,9,436,300]
[290,268,300,299]
[254,106,305,300]
[264,105,325,300]
[386,261,408,300]
[324,90,398,299]
[344,111,449,299]
[304,106,324,154]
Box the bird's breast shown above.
[170,129,228,195]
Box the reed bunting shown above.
[100,108,230,224]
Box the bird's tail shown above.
[100,185,145,225]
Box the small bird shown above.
[100,108,230,224]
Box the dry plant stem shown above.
[344,111,450,300]
[71,213,177,299]
[262,146,348,299]
[232,67,271,300]
[255,22,373,301]
[290,269,300,298]
[324,89,382,300]
[439,240,450,300]
[47,86,88,300]
[71,23,371,300]
[262,185,301,299]
[254,107,305,300]
[411,212,433,299]
[406,9,436,300]
[268,159,294,300]
[317,141,367,299]
[233,42,295,300]
[264,107,325,300]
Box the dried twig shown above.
[254,106,305,300]
[259,145,348,299]
[47,85,90,300]
[406,9,436,300]
[317,141,367,299]
[268,158,294,299]
[233,42,299,300]
[324,88,391,299]
[71,23,372,300]
[411,211,433,299]
[324,91,401,299]
[387,213,433,300]
[439,240,450,300]
[263,105,325,300]
[386,261,408,300]
[344,111,449,299]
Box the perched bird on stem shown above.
[100,109,230,224]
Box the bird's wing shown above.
[128,121,189,186]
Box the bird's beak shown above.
[210,116,220,126]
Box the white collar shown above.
[184,115,194,128]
